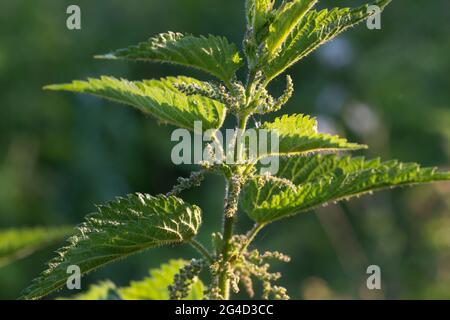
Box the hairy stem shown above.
[245,69,257,105]
[235,115,249,164]
[218,180,237,300]
[218,114,250,299]
[219,212,234,299]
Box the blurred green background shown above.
[0,0,449,299]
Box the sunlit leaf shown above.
[241,154,450,223]
[119,259,204,300]
[21,194,202,300]
[259,114,366,158]
[264,0,391,81]
[264,0,317,56]
[44,76,226,132]
[96,32,243,83]
[246,0,276,38]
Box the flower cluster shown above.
[169,259,205,300]
[166,171,205,196]
[254,75,293,114]
[174,79,246,114]
[204,259,225,300]
[235,243,291,300]
[203,234,290,300]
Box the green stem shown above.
[224,79,235,95]
[238,223,266,258]
[218,114,250,300]
[235,115,249,164]
[243,161,256,177]
[222,198,236,259]
[245,69,257,105]
[219,211,234,299]
[211,132,225,163]
[219,181,235,300]
[189,239,214,263]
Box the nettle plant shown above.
[20,0,450,300]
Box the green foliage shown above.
[241,155,450,223]
[24,0,450,301]
[244,0,275,69]
[245,0,275,39]
[264,0,317,56]
[61,260,204,300]
[45,76,226,132]
[120,259,204,300]
[0,227,72,268]
[259,114,366,158]
[263,0,391,81]
[21,194,202,300]
[96,32,243,84]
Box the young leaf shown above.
[44,76,226,132]
[258,114,366,158]
[264,0,391,81]
[119,259,204,300]
[96,32,243,84]
[241,155,450,223]
[246,0,275,38]
[0,227,73,268]
[20,194,202,300]
[264,0,317,55]
[61,260,204,300]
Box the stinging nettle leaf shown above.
[20,194,202,300]
[244,0,277,69]
[264,0,317,56]
[264,0,392,81]
[96,32,243,84]
[119,259,204,300]
[246,0,276,38]
[258,114,366,158]
[44,76,226,132]
[0,226,73,268]
[61,259,204,300]
[241,154,450,223]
